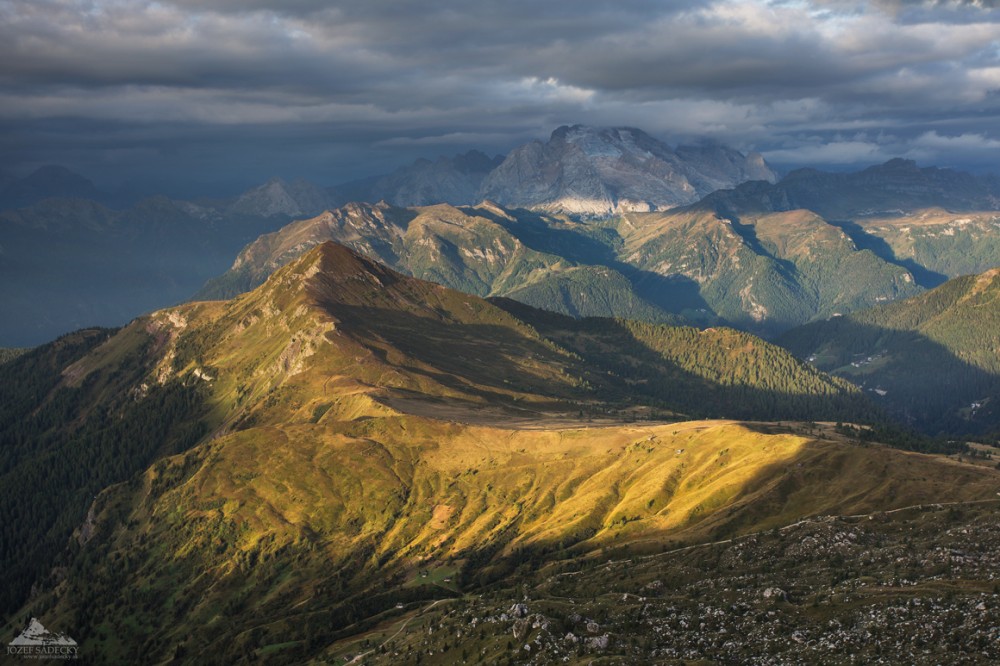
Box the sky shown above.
[2,0,1000,197]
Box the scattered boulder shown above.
[510,603,528,618]
[512,619,530,640]
[763,587,787,601]
[586,634,610,650]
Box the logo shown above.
[6,619,79,660]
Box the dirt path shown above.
[345,598,450,665]
[379,393,748,431]
[633,497,1000,564]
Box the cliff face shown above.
[478,125,777,215]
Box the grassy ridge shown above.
[35,416,1000,664]
[5,242,998,664]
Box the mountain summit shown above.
[325,126,776,215]
[0,165,106,208]
[699,158,1000,219]
[478,125,776,215]
[228,177,335,218]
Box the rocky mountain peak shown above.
[229,177,334,218]
[479,125,776,216]
[0,164,106,208]
[296,240,388,280]
[326,125,775,216]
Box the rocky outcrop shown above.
[478,125,777,215]
[228,177,335,218]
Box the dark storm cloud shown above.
[1,0,999,193]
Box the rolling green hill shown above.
[778,268,1000,434]
[4,242,998,664]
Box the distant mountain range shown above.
[702,158,1000,219]
[331,125,777,215]
[197,201,690,326]
[329,149,504,208]
[4,127,1000,346]
[202,156,1000,337]
[478,125,776,215]
[0,194,291,346]
[0,165,108,209]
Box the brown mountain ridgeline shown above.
[1,241,998,663]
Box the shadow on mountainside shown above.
[0,329,212,616]
[726,215,799,281]
[826,219,948,289]
[777,318,1000,436]
[477,206,715,317]
[488,299,878,425]
[31,415,1000,665]
[323,303,594,409]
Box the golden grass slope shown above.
[43,412,997,666]
[19,241,1000,664]
[145,417,1000,575]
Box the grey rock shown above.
[479,125,776,216]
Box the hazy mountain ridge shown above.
[6,140,1000,347]
[0,194,293,346]
[227,177,336,218]
[0,165,361,347]
[197,201,687,328]
[204,154,1000,339]
[329,150,504,208]
[0,165,108,209]
[205,194,945,337]
[326,126,776,215]
[701,158,1000,220]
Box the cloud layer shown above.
[2,0,999,193]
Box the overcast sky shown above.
[2,0,1000,196]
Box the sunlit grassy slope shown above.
[37,414,1000,665]
[9,241,1000,665]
